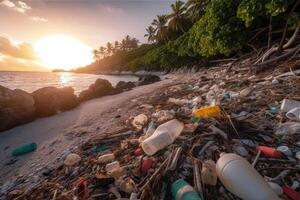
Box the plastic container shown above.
[281,99,300,112]
[141,119,184,156]
[12,142,37,156]
[216,153,281,200]
[171,179,201,200]
[286,107,300,122]
[193,105,222,118]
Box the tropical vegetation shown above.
[77,0,300,73]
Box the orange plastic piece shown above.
[193,105,222,118]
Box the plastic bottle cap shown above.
[277,146,292,157]
[171,179,201,200]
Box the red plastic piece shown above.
[73,177,89,200]
[257,146,282,158]
[283,186,300,200]
[134,147,144,156]
[140,157,154,174]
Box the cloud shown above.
[0,0,31,13]
[0,35,37,60]
[0,54,47,71]
[31,16,48,22]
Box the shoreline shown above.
[0,77,175,184]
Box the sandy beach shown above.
[0,76,175,184]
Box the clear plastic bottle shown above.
[141,119,184,155]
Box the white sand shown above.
[0,78,173,184]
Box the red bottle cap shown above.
[141,157,154,174]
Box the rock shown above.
[136,75,160,86]
[0,86,35,131]
[64,153,81,166]
[32,86,78,117]
[79,78,114,101]
[115,81,136,91]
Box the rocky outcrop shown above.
[32,87,78,117]
[0,86,35,131]
[115,81,136,91]
[136,75,161,86]
[79,78,114,102]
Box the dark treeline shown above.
[76,0,300,73]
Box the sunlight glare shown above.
[34,34,93,70]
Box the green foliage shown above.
[189,0,246,57]
[237,0,294,27]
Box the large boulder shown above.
[136,75,161,86]
[0,86,35,131]
[115,81,136,91]
[32,86,78,117]
[79,78,114,102]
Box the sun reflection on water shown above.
[58,72,73,86]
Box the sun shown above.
[34,34,93,70]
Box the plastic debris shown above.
[64,153,81,166]
[12,142,37,157]
[132,114,148,130]
[216,153,281,200]
[193,105,222,118]
[141,119,184,155]
[171,179,201,200]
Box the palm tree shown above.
[99,46,106,58]
[186,0,209,22]
[106,42,113,56]
[121,39,126,51]
[129,38,139,49]
[168,0,187,32]
[114,41,119,52]
[152,15,169,43]
[144,26,156,43]
[93,49,99,60]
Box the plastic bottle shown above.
[141,119,184,156]
[12,142,37,156]
[216,153,281,200]
[171,179,201,200]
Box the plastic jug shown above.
[171,179,201,200]
[141,119,184,156]
[216,153,281,200]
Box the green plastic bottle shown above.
[12,142,37,156]
[171,179,201,200]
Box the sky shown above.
[0,0,174,71]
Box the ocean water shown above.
[0,71,139,94]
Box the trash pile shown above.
[2,66,300,200]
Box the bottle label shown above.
[176,185,195,200]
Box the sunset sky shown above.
[0,0,173,71]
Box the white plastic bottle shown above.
[141,119,184,155]
[216,153,282,200]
